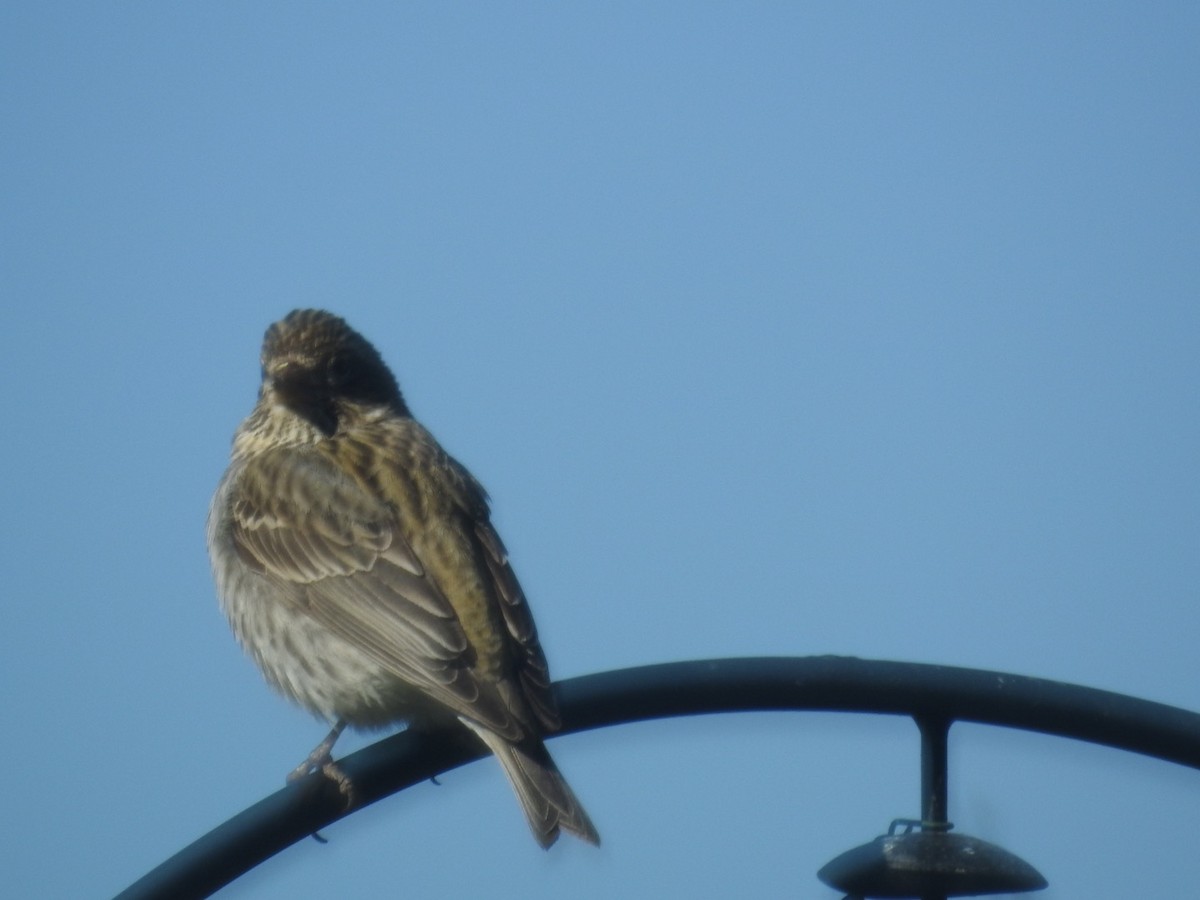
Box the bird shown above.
[207,308,599,848]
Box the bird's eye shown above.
[328,354,354,387]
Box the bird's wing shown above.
[474,521,561,731]
[227,446,527,740]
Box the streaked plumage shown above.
[207,309,598,847]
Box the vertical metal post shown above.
[917,715,951,900]
[917,715,951,828]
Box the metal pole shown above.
[115,656,1200,900]
[918,715,950,828]
[917,716,951,900]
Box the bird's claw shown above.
[321,760,357,807]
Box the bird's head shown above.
[258,309,408,435]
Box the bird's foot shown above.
[320,760,357,807]
[287,720,347,783]
[285,720,355,809]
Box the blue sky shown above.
[2,4,1198,897]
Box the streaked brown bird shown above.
[207,309,598,848]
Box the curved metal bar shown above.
[113,656,1200,899]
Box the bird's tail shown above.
[459,718,600,848]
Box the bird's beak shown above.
[265,358,324,406]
